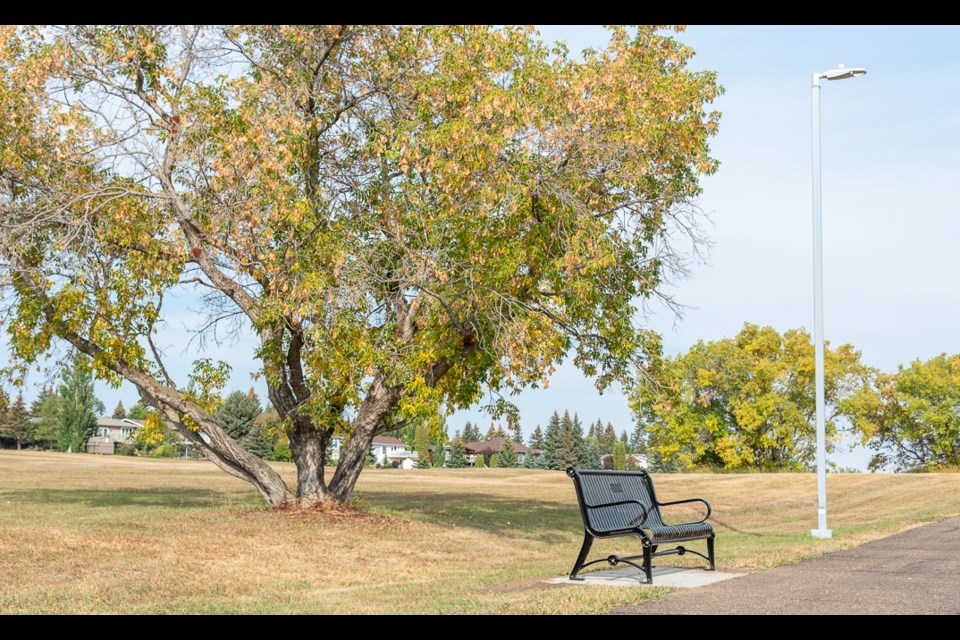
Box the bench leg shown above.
[569,532,594,581]
[642,543,653,584]
[707,535,716,571]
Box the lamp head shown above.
[823,64,867,81]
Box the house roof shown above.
[464,437,529,455]
[372,435,405,446]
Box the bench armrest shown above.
[585,499,649,527]
[657,497,712,525]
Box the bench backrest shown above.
[567,468,665,535]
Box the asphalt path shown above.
[613,516,960,614]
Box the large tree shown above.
[57,352,99,453]
[858,354,960,472]
[632,323,874,471]
[0,25,720,505]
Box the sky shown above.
[7,26,960,470]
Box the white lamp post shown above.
[810,64,867,539]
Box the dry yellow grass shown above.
[1,450,958,613]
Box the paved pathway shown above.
[613,516,960,614]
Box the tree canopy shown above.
[631,323,874,471]
[0,25,720,505]
[858,353,960,472]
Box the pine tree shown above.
[529,425,545,451]
[57,352,99,453]
[620,430,629,447]
[630,414,647,454]
[462,421,481,443]
[35,391,60,450]
[447,437,470,468]
[216,389,262,440]
[554,411,581,470]
[414,424,432,469]
[29,386,51,417]
[474,452,486,468]
[510,422,524,445]
[612,440,627,470]
[543,411,562,470]
[112,401,126,419]
[241,423,276,459]
[2,392,34,449]
[523,450,539,468]
[587,421,596,440]
[496,438,519,467]
[485,423,497,439]
[604,422,617,453]
[488,453,498,467]
[495,424,507,438]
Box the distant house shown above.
[330,434,408,466]
[462,437,543,466]
[85,417,145,454]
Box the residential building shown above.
[329,434,408,466]
[462,437,543,466]
[85,417,145,454]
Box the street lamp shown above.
[810,64,867,539]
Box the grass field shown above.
[1,450,959,614]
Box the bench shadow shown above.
[3,487,228,510]
[357,490,582,543]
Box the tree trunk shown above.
[288,428,329,503]
[327,425,378,502]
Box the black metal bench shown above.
[566,467,715,584]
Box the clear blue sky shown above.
[9,26,960,469]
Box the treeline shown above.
[0,352,104,452]
[443,411,638,470]
[634,323,960,473]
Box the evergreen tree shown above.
[529,425,545,451]
[543,411,562,470]
[462,421,481,443]
[127,401,150,420]
[57,352,99,453]
[414,424,432,469]
[630,414,648,455]
[447,437,470,468]
[554,411,581,470]
[29,386,51,416]
[241,423,276,459]
[485,423,497,439]
[216,389,262,440]
[474,452,486,468]
[35,391,60,450]
[488,453,498,467]
[112,401,126,419]
[587,420,596,440]
[612,441,627,470]
[496,438,519,467]
[495,424,507,438]
[523,450,539,468]
[2,392,34,449]
[510,422,524,445]
[620,430,629,447]
[604,422,617,453]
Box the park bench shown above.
[566,467,715,584]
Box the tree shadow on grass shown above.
[2,487,231,510]
[357,490,582,543]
